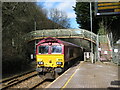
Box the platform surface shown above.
[46,61,119,89]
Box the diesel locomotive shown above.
[36,37,83,78]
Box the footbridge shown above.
[24,29,97,43]
[23,29,97,51]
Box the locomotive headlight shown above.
[56,62,62,65]
[38,61,44,65]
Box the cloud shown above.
[36,0,79,28]
[39,1,76,18]
[37,0,75,2]
[43,2,54,8]
[55,2,76,18]
[67,12,76,18]
[55,2,75,11]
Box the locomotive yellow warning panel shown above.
[36,54,64,68]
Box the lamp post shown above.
[90,2,93,53]
[90,2,94,63]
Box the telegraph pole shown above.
[34,17,36,56]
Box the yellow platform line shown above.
[45,63,73,88]
[61,61,84,89]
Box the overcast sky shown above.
[36,0,79,29]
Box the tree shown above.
[73,2,120,42]
[2,2,67,73]
[49,8,70,28]
[73,2,100,34]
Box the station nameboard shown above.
[95,2,120,15]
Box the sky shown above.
[36,0,79,29]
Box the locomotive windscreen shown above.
[51,45,62,54]
[38,46,49,54]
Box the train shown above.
[36,37,83,78]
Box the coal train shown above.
[36,37,83,78]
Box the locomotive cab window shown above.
[51,45,62,54]
[38,46,49,54]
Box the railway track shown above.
[0,61,81,89]
[29,79,53,89]
[28,61,81,89]
[1,70,35,83]
[0,70,38,89]
[1,70,54,89]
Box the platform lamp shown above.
[90,2,94,63]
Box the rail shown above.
[1,70,38,89]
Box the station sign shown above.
[114,49,118,53]
[95,1,120,15]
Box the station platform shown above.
[46,61,120,89]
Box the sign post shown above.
[95,1,120,16]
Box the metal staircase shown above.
[99,35,112,61]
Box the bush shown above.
[2,55,28,74]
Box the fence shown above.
[112,42,120,65]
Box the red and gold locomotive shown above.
[36,37,83,77]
